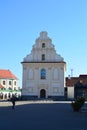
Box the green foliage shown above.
[71,97,85,112]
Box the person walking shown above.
[11,95,16,109]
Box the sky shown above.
[0,0,87,88]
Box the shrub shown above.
[71,97,85,112]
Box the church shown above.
[21,31,66,100]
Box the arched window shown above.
[9,81,11,85]
[41,69,46,79]
[42,43,45,48]
[14,81,16,86]
[3,81,5,85]
[42,54,45,60]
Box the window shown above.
[14,81,16,85]
[3,81,5,85]
[42,54,45,60]
[42,43,45,48]
[9,81,11,85]
[41,69,46,79]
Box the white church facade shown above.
[21,31,66,100]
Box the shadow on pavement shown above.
[0,102,87,130]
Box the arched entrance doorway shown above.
[40,89,46,98]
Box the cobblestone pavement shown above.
[0,101,87,130]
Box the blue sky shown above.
[0,0,87,87]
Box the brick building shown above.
[66,75,87,100]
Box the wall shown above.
[67,87,74,99]
[22,62,65,98]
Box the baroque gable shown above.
[23,31,64,62]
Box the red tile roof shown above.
[66,75,87,87]
[0,70,18,79]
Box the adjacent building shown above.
[0,69,21,100]
[66,75,87,100]
[22,31,66,100]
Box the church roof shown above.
[0,70,18,79]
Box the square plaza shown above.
[0,101,87,130]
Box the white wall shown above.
[67,87,74,99]
[0,79,18,90]
[22,62,65,97]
